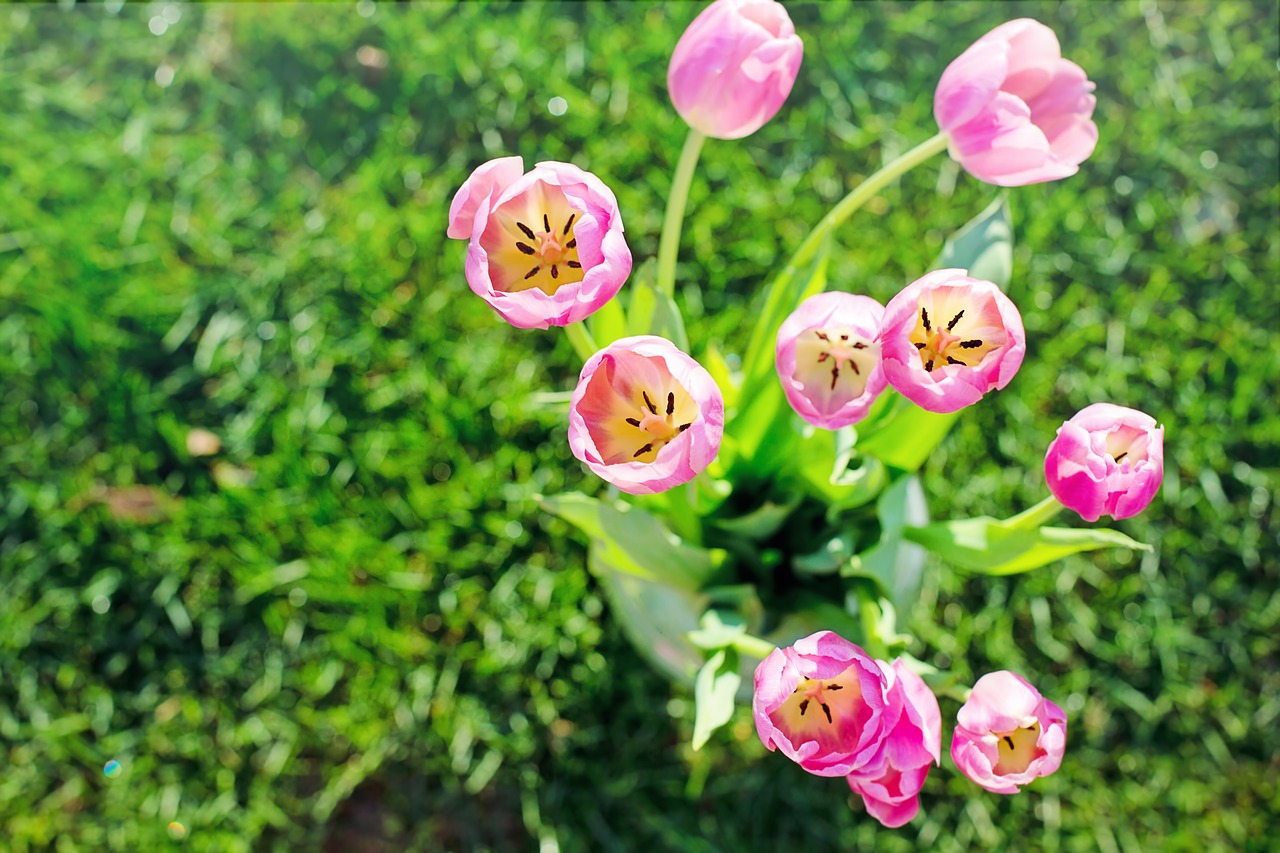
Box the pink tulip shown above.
[1044,403,1164,522]
[775,292,887,429]
[667,0,804,140]
[568,336,723,495]
[879,269,1026,413]
[447,157,632,329]
[752,631,892,777]
[934,19,1098,186]
[846,660,942,828]
[950,671,1067,794]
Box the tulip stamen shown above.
[666,392,675,415]
[821,703,833,724]
[516,241,536,255]
[543,213,551,232]
[643,391,658,415]
[921,308,932,333]
[550,265,559,279]
[517,221,537,241]
[566,239,577,249]
[567,260,582,269]
[947,310,964,331]
[524,266,540,280]
[563,213,576,235]
[830,363,840,390]
[633,443,653,458]
[1113,451,1127,463]
[626,418,641,427]
[799,699,810,716]
[960,339,983,349]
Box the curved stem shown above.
[1007,494,1064,530]
[563,322,598,363]
[655,128,707,300]
[782,132,950,280]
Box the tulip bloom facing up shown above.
[753,631,893,777]
[846,660,942,828]
[568,336,723,495]
[879,269,1025,413]
[667,0,804,140]
[951,671,1067,795]
[447,157,632,329]
[1044,403,1164,522]
[775,292,887,429]
[935,19,1098,186]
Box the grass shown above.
[0,1,1277,850]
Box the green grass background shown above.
[1,1,1277,850]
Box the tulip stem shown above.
[655,128,707,304]
[1007,495,1064,530]
[785,131,951,278]
[563,322,598,363]
[729,633,777,661]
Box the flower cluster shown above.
[777,269,1027,423]
[446,0,1168,832]
[756,632,1067,825]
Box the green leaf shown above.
[687,608,748,651]
[845,475,929,614]
[691,648,741,751]
[539,492,728,591]
[735,235,831,409]
[588,293,628,347]
[625,259,688,350]
[856,393,960,473]
[701,343,740,411]
[711,496,800,541]
[937,193,1012,287]
[903,516,1152,576]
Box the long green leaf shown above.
[539,492,728,591]
[904,516,1152,576]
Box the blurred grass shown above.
[0,1,1277,850]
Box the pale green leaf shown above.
[691,648,741,751]
[904,516,1152,575]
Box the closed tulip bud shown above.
[667,0,804,140]
[935,19,1098,186]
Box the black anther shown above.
[523,266,540,280]
[543,213,551,232]
[517,221,536,241]
[567,261,582,269]
[626,417,641,427]
[516,242,535,255]
[642,391,657,414]
[921,308,932,332]
[960,339,983,349]
[563,213,576,235]
[550,265,559,279]
[947,310,964,331]
[633,443,653,458]
[666,392,674,415]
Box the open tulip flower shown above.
[753,631,895,777]
[951,671,1067,795]
[935,18,1098,186]
[846,660,942,828]
[667,0,804,140]
[880,269,1026,413]
[447,156,632,329]
[1044,403,1165,522]
[775,291,887,429]
[568,336,723,495]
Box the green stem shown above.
[1007,494,1064,530]
[656,128,706,301]
[729,633,777,661]
[563,322,598,363]
[783,132,950,282]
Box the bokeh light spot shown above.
[103,760,122,778]
[548,97,568,116]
